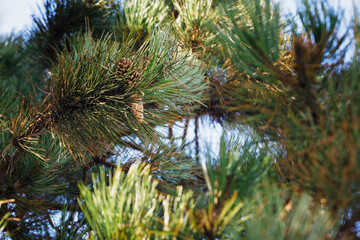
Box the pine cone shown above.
[117,58,140,87]
[117,58,143,123]
[130,94,144,123]
[117,58,132,77]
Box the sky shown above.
[0,0,44,35]
[0,0,358,35]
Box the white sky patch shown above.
[0,0,44,35]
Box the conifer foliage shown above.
[0,0,359,239]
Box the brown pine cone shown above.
[117,58,140,87]
[117,58,143,123]
[129,94,144,123]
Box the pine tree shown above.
[0,0,359,239]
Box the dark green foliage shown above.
[243,185,335,240]
[0,36,25,82]
[0,36,33,116]
[26,0,115,79]
[215,0,359,238]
